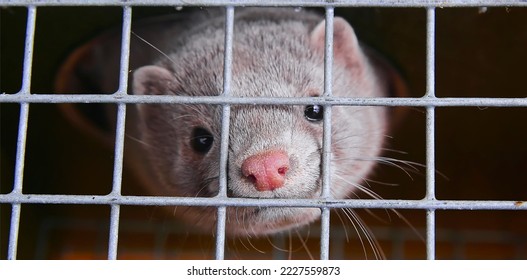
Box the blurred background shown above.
[1,5,526,259]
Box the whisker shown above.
[388,208,425,243]
[363,208,392,224]
[336,176,392,220]
[339,208,368,258]
[265,234,290,253]
[228,238,241,260]
[343,208,385,260]
[361,177,400,187]
[333,210,351,243]
[338,156,418,179]
[245,235,266,254]
[379,147,409,155]
[333,174,385,201]
[234,207,242,230]
[295,229,314,260]
[194,176,218,197]
[170,113,196,122]
[237,235,251,251]
[131,31,178,66]
[331,129,388,147]
[125,133,152,148]
[334,173,395,227]
[335,155,448,180]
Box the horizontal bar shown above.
[1,193,526,210]
[1,94,527,107]
[1,0,526,7]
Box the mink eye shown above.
[191,127,214,154]
[304,105,324,122]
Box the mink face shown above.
[131,8,390,236]
[55,7,399,236]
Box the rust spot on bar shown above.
[514,201,525,206]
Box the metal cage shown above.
[1,0,527,260]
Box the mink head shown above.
[131,9,387,236]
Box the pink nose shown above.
[241,150,290,191]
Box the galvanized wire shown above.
[214,5,235,260]
[1,0,527,7]
[106,6,133,260]
[319,6,335,261]
[2,95,527,107]
[6,5,37,260]
[1,193,525,210]
[1,0,526,261]
[425,7,437,261]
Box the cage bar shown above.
[425,7,437,260]
[2,0,527,7]
[106,6,133,260]
[214,5,235,260]
[6,5,37,260]
[3,193,524,209]
[318,6,335,261]
[2,94,527,107]
[1,0,526,261]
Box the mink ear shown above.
[132,65,176,128]
[310,17,365,69]
[132,65,174,95]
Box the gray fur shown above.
[54,7,400,236]
[128,8,391,236]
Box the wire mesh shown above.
[1,0,526,260]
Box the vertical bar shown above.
[322,7,334,100]
[426,7,436,99]
[215,207,227,259]
[215,6,235,260]
[8,5,37,260]
[108,104,125,259]
[107,6,132,260]
[320,6,335,260]
[10,104,30,196]
[217,6,234,197]
[425,106,436,260]
[425,108,436,199]
[425,7,436,260]
[19,6,37,94]
[320,208,331,259]
[12,5,36,192]
[117,6,133,96]
[111,6,132,195]
[107,204,121,260]
[425,203,436,259]
[7,204,22,260]
[8,104,29,260]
